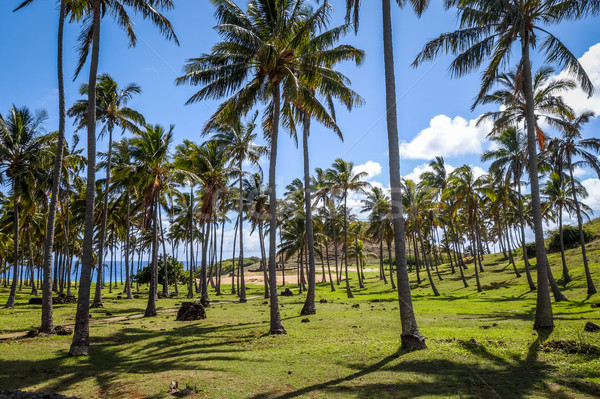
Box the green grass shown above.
[0,227,599,398]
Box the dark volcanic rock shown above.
[176,302,206,321]
[28,298,43,305]
[54,325,73,336]
[584,321,600,333]
[319,299,328,303]
[52,294,76,305]
[280,288,294,297]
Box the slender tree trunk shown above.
[516,175,536,290]
[568,156,597,294]
[412,233,421,284]
[521,36,554,329]
[70,0,101,355]
[333,225,340,285]
[267,81,286,334]
[200,221,210,307]
[27,231,38,296]
[343,195,354,298]
[231,213,239,295]
[300,115,316,314]
[238,157,247,303]
[145,195,159,317]
[380,240,388,284]
[325,238,335,291]
[387,238,396,289]
[216,214,225,296]
[187,185,195,299]
[259,223,270,299]
[557,205,571,284]
[381,0,425,350]
[5,186,19,309]
[92,125,115,308]
[418,228,439,296]
[125,193,132,299]
[158,204,169,296]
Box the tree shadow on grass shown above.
[252,329,600,399]
[0,323,262,397]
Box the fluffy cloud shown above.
[556,43,600,115]
[582,178,600,212]
[400,115,490,160]
[354,160,382,180]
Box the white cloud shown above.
[573,167,588,178]
[400,115,490,160]
[355,160,382,180]
[582,178,600,212]
[556,43,600,115]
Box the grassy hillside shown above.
[0,219,598,398]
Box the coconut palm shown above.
[68,74,144,308]
[413,0,599,330]
[345,0,431,351]
[325,159,369,298]
[0,106,52,308]
[542,172,591,284]
[362,187,389,285]
[482,127,536,290]
[177,0,336,335]
[212,115,266,302]
[552,111,600,294]
[70,0,178,357]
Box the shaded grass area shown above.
[0,227,599,398]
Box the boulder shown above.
[176,302,206,321]
[52,294,76,305]
[28,298,43,305]
[54,325,73,336]
[584,321,600,333]
[280,288,294,297]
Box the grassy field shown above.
[0,223,599,398]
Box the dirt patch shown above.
[541,340,599,355]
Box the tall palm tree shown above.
[212,116,266,302]
[542,172,591,284]
[68,74,144,308]
[345,0,430,351]
[553,111,600,295]
[0,106,52,309]
[244,172,270,298]
[13,0,87,333]
[482,127,536,290]
[326,159,369,298]
[127,124,180,317]
[177,0,333,335]
[70,0,178,357]
[413,0,598,330]
[362,187,390,285]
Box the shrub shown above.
[548,226,594,253]
[134,255,188,285]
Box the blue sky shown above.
[1,0,600,256]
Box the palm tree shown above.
[13,0,87,333]
[177,0,333,335]
[413,0,598,330]
[126,124,180,317]
[482,127,536,290]
[244,172,270,298]
[542,172,591,284]
[68,74,144,308]
[362,187,389,285]
[345,0,430,351]
[70,0,178,357]
[326,159,369,298]
[0,106,52,309]
[553,111,600,295]
[212,116,266,302]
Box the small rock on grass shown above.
[301,318,310,323]
[584,321,599,333]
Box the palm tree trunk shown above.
[145,195,159,317]
[231,213,239,295]
[380,240,388,284]
[333,224,340,285]
[187,185,194,299]
[27,230,38,296]
[381,0,425,351]
[412,233,421,284]
[568,155,597,294]
[92,124,115,308]
[125,192,132,299]
[5,184,19,309]
[418,228,439,296]
[258,222,270,299]
[267,81,286,334]
[70,0,101,356]
[557,205,570,284]
[301,115,316,315]
[238,157,247,303]
[343,195,354,298]
[216,214,225,296]
[200,221,210,307]
[521,35,554,330]
[159,204,169,297]
[387,238,396,289]
[325,238,335,291]
[516,174,536,290]
[40,0,67,333]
